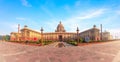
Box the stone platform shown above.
[0,41,120,62]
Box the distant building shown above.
[10,22,100,42]
[101,31,112,40]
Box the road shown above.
[0,41,120,62]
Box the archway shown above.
[59,35,62,42]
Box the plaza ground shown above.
[0,40,120,62]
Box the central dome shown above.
[55,21,66,32]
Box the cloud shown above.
[60,8,107,32]
[67,9,106,21]
[65,8,106,22]
[41,6,56,19]
[21,0,32,7]
[0,31,6,35]
[75,0,80,7]
[64,5,70,11]
[42,20,58,32]
[79,9,106,19]
[116,10,120,15]
[109,29,120,33]
[0,21,19,35]
[107,28,120,39]
[63,5,73,14]
[10,24,19,31]
[16,17,26,21]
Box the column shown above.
[76,27,79,43]
[40,27,44,45]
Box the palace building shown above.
[10,22,100,42]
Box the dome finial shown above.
[40,27,43,31]
[93,25,96,28]
[60,21,61,24]
[77,27,79,31]
[24,25,28,28]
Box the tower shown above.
[76,27,79,43]
[101,24,103,40]
[40,27,44,45]
[18,24,20,41]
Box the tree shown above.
[3,35,10,41]
[79,38,83,43]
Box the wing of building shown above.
[79,25,100,41]
[10,22,101,42]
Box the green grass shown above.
[67,40,78,46]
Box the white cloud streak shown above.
[21,0,32,7]
[0,21,19,35]
[16,17,26,21]
[116,10,120,15]
[61,8,106,31]
[10,24,18,31]
[41,6,56,19]
[78,9,106,19]
[75,0,81,7]
[64,5,70,12]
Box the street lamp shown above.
[40,27,44,45]
[100,24,103,40]
[76,27,79,44]
[18,24,20,41]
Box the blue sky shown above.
[0,0,120,38]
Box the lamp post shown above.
[18,24,20,41]
[40,27,44,45]
[100,24,103,40]
[76,27,79,44]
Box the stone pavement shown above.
[0,40,120,62]
[44,42,74,47]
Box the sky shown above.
[0,0,120,39]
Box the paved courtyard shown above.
[0,40,120,62]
